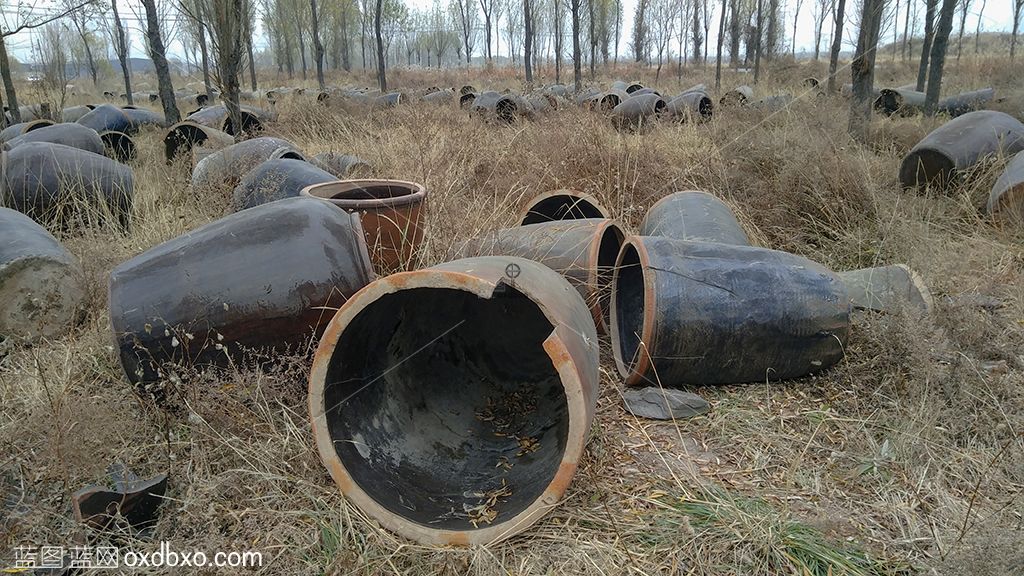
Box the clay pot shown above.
[611,236,850,387]
[309,256,598,545]
[76,104,132,134]
[519,190,612,225]
[640,191,750,245]
[0,119,54,144]
[308,152,372,179]
[719,85,754,106]
[191,136,304,191]
[4,123,105,156]
[1,142,134,228]
[301,179,427,272]
[457,219,624,333]
[108,197,375,384]
[988,150,1024,226]
[232,159,338,211]
[666,91,713,122]
[611,94,667,130]
[900,110,1024,189]
[163,121,235,162]
[0,207,85,341]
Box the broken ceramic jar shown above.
[309,256,598,546]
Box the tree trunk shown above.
[974,0,986,53]
[826,0,847,93]
[716,0,727,91]
[766,0,778,59]
[1013,1,1022,59]
[693,0,703,65]
[247,34,258,91]
[298,25,308,80]
[572,0,581,91]
[484,8,493,64]
[0,35,20,123]
[524,0,534,83]
[902,0,910,59]
[955,0,968,62]
[199,23,214,101]
[730,0,740,66]
[73,20,99,86]
[791,0,802,58]
[588,0,595,78]
[111,0,132,106]
[375,0,387,91]
[311,0,326,89]
[141,0,179,124]
[554,0,563,82]
[754,0,764,83]
[925,0,957,114]
[916,0,937,90]
[849,0,885,142]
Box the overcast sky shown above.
[2,0,1015,65]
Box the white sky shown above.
[2,0,1015,64]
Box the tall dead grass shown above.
[2,59,1022,575]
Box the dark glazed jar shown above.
[108,197,375,384]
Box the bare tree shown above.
[481,0,496,63]
[181,1,215,101]
[902,0,912,59]
[812,0,832,59]
[753,0,763,82]
[791,0,804,56]
[649,0,677,79]
[974,0,985,53]
[553,0,564,81]
[925,0,956,113]
[849,0,886,141]
[714,0,727,89]
[374,0,386,86]
[36,23,71,115]
[191,0,246,140]
[633,0,648,62]
[1013,0,1024,59]
[141,0,181,124]
[311,0,326,88]
[108,0,134,107]
[454,0,478,65]
[244,0,258,91]
[692,0,704,64]
[64,1,102,87]
[572,0,582,89]
[916,0,936,90]
[0,1,93,123]
[524,0,534,82]
[825,0,846,92]
[954,0,972,61]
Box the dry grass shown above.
[2,57,1023,575]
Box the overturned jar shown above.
[457,219,624,333]
[309,256,599,545]
[301,179,427,272]
[641,191,750,246]
[108,197,375,384]
[2,142,134,228]
[0,207,85,342]
[519,190,612,225]
[612,236,850,387]
[900,110,1024,189]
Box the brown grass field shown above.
[2,54,1023,575]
